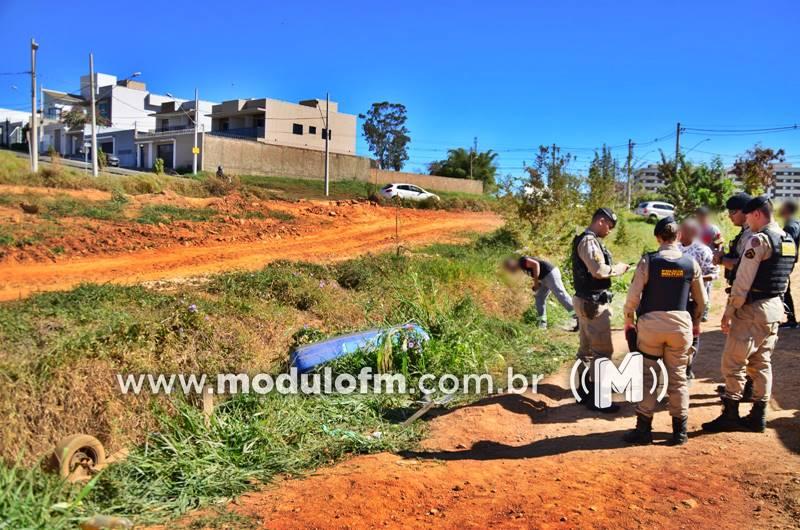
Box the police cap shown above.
[593,207,617,227]
[725,192,753,211]
[654,216,678,237]
[742,195,771,214]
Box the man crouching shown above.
[622,217,707,446]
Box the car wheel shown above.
[648,214,658,223]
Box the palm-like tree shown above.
[428,147,498,187]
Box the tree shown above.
[60,105,110,129]
[659,152,734,215]
[586,145,618,215]
[428,147,498,188]
[730,145,786,195]
[360,102,410,171]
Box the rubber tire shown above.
[54,434,105,481]
[648,214,658,223]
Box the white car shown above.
[634,201,675,221]
[379,183,440,202]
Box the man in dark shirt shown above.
[505,256,576,330]
[779,200,800,329]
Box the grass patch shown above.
[0,228,577,527]
[240,174,372,200]
[136,204,217,224]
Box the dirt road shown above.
[0,199,502,301]
[223,273,800,529]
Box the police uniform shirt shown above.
[576,234,626,279]
[734,227,753,256]
[724,221,787,322]
[624,243,707,329]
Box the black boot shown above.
[669,416,688,446]
[740,401,767,433]
[741,377,754,402]
[623,414,653,445]
[702,398,742,432]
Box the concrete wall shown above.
[202,135,369,180]
[368,169,484,194]
[202,135,484,195]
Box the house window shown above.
[309,126,317,134]
[98,101,110,119]
[321,128,331,140]
[292,123,303,135]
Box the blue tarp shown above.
[289,323,429,373]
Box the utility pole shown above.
[626,139,634,209]
[89,52,98,177]
[30,39,39,173]
[324,92,330,197]
[675,121,681,170]
[469,136,478,180]
[192,88,199,175]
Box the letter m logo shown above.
[594,352,644,408]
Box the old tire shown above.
[54,434,105,482]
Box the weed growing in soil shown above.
[136,204,217,224]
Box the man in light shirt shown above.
[678,217,718,378]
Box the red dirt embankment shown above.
[0,188,502,300]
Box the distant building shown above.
[769,163,800,200]
[633,162,800,201]
[633,164,665,194]
[207,98,356,155]
[0,109,31,146]
[39,73,212,168]
[133,100,215,171]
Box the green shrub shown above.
[203,173,239,197]
[153,158,165,175]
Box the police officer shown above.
[622,217,707,445]
[713,192,754,398]
[715,193,753,290]
[571,207,629,411]
[703,196,797,433]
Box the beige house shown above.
[208,97,356,155]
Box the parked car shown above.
[105,154,120,167]
[379,183,440,202]
[634,201,675,221]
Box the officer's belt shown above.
[638,351,662,362]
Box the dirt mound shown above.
[0,195,502,300]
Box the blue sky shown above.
[2,0,798,175]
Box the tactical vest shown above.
[637,253,694,316]
[724,228,746,286]
[571,231,612,298]
[748,227,797,301]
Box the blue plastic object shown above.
[289,323,429,373]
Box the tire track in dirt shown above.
[206,270,800,530]
[0,209,502,301]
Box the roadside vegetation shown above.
[0,228,575,528]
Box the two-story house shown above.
[208,97,356,154]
